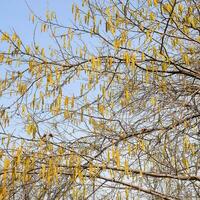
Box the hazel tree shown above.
[0,0,200,199]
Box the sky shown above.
[0,0,75,44]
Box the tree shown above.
[0,0,199,199]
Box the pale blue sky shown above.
[0,0,76,43]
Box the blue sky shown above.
[0,0,75,43]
